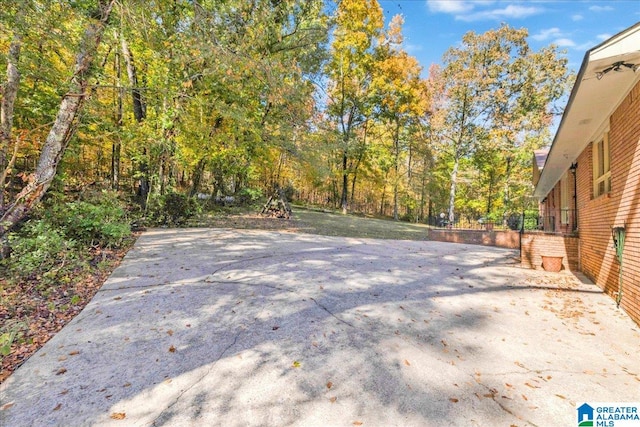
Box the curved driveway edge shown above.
[2,228,639,426]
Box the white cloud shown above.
[553,38,577,47]
[456,4,541,22]
[403,43,424,54]
[427,0,474,14]
[557,33,615,52]
[532,27,562,41]
[571,14,583,21]
[426,1,542,22]
[497,4,540,18]
[589,5,614,12]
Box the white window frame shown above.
[593,131,611,198]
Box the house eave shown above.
[534,22,640,199]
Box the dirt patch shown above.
[189,213,303,232]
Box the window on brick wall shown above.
[593,132,611,198]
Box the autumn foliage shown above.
[0,0,571,380]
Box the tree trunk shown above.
[503,155,512,218]
[448,156,459,225]
[340,149,348,214]
[349,120,368,208]
[350,171,358,208]
[121,35,149,200]
[419,164,427,222]
[275,150,285,189]
[210,168,224,200]
[190,157,206,196]
[0,34,21,210]
[112,137,121,190]
[392,122,400,221]
[121,37,145,123]
[331,174,338,208]
[0,0,115,237]
[111,48,123,190]
[349,149,364,208]
[486,169,494,214]
[380,170,389,216]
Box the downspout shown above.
[612,226,626,308]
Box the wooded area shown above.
[0,0,572,234]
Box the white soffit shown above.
[534,22,640,198]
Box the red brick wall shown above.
[521,233,579,271]
[578,80,640,325]
[429,229,520,249]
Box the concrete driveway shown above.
[1,228,639,426]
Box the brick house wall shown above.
[576,80,640,324]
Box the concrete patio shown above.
[1,228,639,426]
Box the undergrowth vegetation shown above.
[0,188,265,380]
[145,192,202,226]
[0,190,137,379]
[2,190,133,284]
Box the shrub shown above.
[46,191,131,247]
[237,187,263,204]
[523,209,542,231]
[146,192,200,226]
[1,191,132,289]
[2,220,79,283]
[163,192,199,225]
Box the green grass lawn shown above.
[292,207,431,240]
[190,205,431,241]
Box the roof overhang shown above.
[534,22,640,198]
[532,149,548,187]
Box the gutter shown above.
[533,49,591,198]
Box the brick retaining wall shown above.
[429,229,520,249]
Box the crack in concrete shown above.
[310,297,355,328]
[151,290,272,426]
[150,298,270,426]
[151,330,241,426]
[473,375,540,427]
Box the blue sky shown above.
[378,0,640,74]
